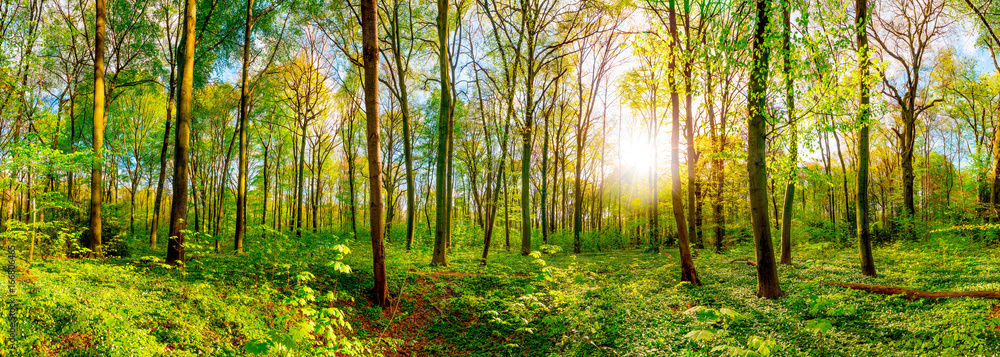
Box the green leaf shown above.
[805,319,833,334]
[683,329,717,342]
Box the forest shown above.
[2,0,1000,355]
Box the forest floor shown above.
[2,232,1000,356]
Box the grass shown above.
[1,230,998,356]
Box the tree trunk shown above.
[991,121,1000,220]
[431,0,451,266]
[856,0,875,277]
[748,0,783,299]
[683,10,698,251]
[89,0,108,255]
[390,2,417,251]
[261,142,270,226]
[573,122,584,254]
[668,2,700,285]
[521,68,535,256]
[542,109,551,245]
[167,0,197,264]
[295,127,306,238]
[361,0,387,307]
[706,50,725,253]
[504,173,511,250]
[903,110,917,217]
[649,86,659,246]
[68,86,78,203]
[150,63,175,249]
[345,118,358,238]
[234,0,254,254]
[779,2,795,265]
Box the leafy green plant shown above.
[245,244,374,356]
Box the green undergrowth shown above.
[0,231,998,356]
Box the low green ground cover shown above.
[1,232,998,356]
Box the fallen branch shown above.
[729,259,757,267]
[797,277,1000,300]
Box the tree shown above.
[777,0,795,265]
[870,0,947,217]
[378,0,420,250]
[167,0,197,265]
[235,0,288,253]
[234,0,255,254]
[90,0,108,255]
[666,0,700,285]
[959,0,1000,219]
[476,0,524,264]
[149,0,180,249]
[857,0,876,277]
[431,0,452,266]
[747,0,782,299]
[361,0,388,308]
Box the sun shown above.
[618,139,657,173]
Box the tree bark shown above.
[361,0,387,307]
[431,0,451,266]
[779,1,795,265]
[389,1,417,251]
[902,111,917,217]
[542,108,551,246]
[295,126,306,238]
[748,0,783,299]
[167,0,197,265]
[234,0,254,254]
[683,8,698,251]
[521,69,535,256]
[668,1,700,285]
[89,0,108,255]
[706,48,724,253]
[151,62,175,249]
[857,0,876,277]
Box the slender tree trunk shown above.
[668,2,700,285]
[821,128,836,225]
[857,0,876,276]
[521,70,535,256]
[89,0,108,255]
[390,3,417,251]
[573,123,584,254]
[68,87,78,203]
[167,0,197,264]
[361,0,387,307]
[649,86,659,246]
[707,56,725,253]
[748,0,783,299]
[482,117,513,263]
[504,169,511,250]
[993,127,1000,219]
[431,0,451,266]
[683,10,698,251]
[833,126,849,227]
[779,2,796,265]
[446,118,455,250]
[261,143,270,226]
[345,119,359,238]
[235,0,254,253]
[295,127,306,238]
[542,109,551,245]
[151,66,175,249]
[903,111,917,217]
[857,0,875,276]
